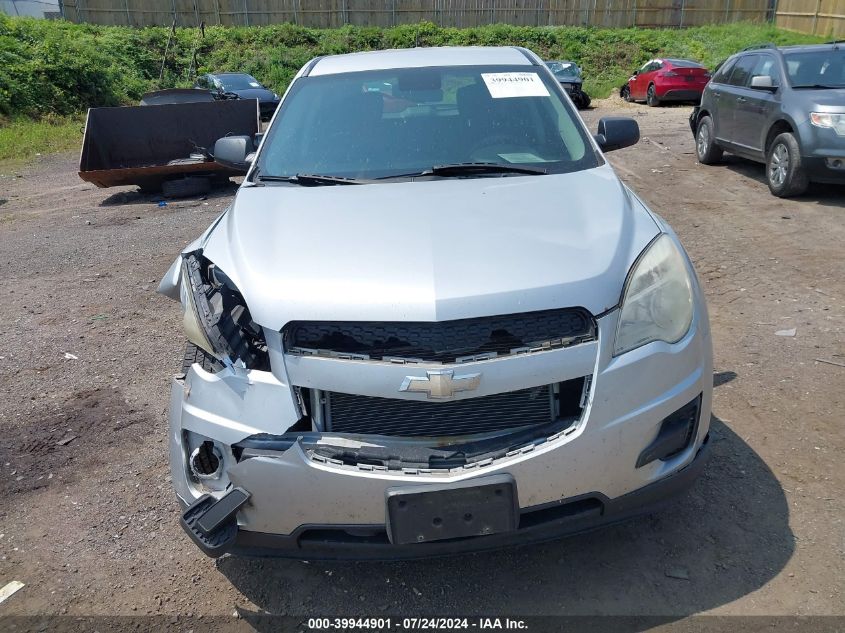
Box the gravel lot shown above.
[0,99,842,620]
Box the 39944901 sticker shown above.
[481,72,551,99]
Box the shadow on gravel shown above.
[99,181,238,207]
[722,157,845,207]
[217,414,793,617]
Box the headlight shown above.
[810,112,845,136]
[180,252,269,370]
[613,234,694,356]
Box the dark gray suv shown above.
[690,43,845,197]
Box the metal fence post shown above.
[679,0,686,27]
[811,0,821,34]
[244,0,249,26]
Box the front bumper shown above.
[169,307,713,559]
[797,119,845,184]
[191,437,709,559]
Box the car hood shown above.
[799,88,845,110]
[200,164,660,329]
[231,87,277,102]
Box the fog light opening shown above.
[190,441,224,480]
[636,395,701,468]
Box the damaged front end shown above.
[177,251,269,372]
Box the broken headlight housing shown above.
[180,252,270,370]
[613,234,694,356]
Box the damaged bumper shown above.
[169,308,712,559]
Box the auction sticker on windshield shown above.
[481,72,550,98]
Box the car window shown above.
[196,76,208,89]
[640,61,653,73]
[726,55,758,87]
[546,62,581,79]
[784,49,845,88]
[751,55,781,86]
[219,74,263,91]
[257,65,599,181]
[711,58,736,84]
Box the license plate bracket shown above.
[386,474,518,545]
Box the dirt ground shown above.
[0,99,843,622]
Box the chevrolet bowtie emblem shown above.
[399,370,482,399]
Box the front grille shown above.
[284,308,595,365]
[321,376,587,437]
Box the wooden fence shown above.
[775,0,845,37]
[58,0,774,29]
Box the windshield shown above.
[219,74,264,91]
[545,61,581,79]
[784,49,845,88]
[255,65,598,181]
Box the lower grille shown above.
[321,376,587,437]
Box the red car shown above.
[621,58,710,106]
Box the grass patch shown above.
[0,116,83,163]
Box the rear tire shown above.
[182,341,223,374]
[695,115,723,165]
[646,84,660,107]
[162,176,212,199]
[766,133,809,197]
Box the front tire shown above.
[577,92,591,109]
[621,85,633,102]
[695,115,723,165]
[646,84,660,107]
[766,133,809,198]
[182,342,223,374]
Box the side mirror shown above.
[213,136,253,171]
[750,75,777,91]
[594,117,640,152]
[633,70,639,76]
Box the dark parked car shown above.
[194,72,280,120]
[621,59,710,106]
[691,43,845,197]
[544,61,591,109]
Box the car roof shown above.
[777,43,842,53]
[309,46,535,76]
[735,43,840,57]
[211,72,255,77]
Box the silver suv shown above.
[691,43,845,197]
[160,46,712,559]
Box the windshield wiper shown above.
[792,84,845,90]
[256,173,365,186]
[379,162,547,180]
